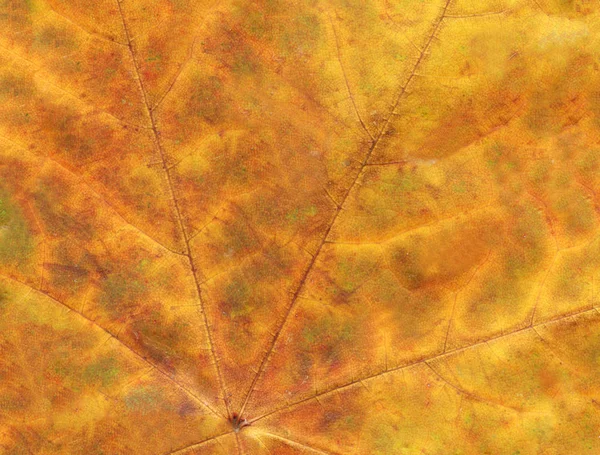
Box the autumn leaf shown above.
[1,0,600,453]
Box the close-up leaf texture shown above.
[1,0,600,453]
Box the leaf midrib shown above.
[115,0,232,422]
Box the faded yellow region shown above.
[1,0,600,454]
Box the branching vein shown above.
[0,272,221,418]
[260,431,340,455]
[160,431,233,455]
[329,15,374,141]
[236,0,454,418]
[249,305,596,423]
[115,0,231,418]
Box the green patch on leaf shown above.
[0,191,34,266]
[286,205,318,223]
[83,356,120,387]
[99,272,145,313]
[224,277,253,318]
[125,386,163,414]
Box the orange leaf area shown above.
[1,0,600,454]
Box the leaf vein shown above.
[236,0,454,418]
[115,0,231,418]
[0,273,222,418]
[250,305,596,423]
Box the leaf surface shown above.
[1,0,600,453]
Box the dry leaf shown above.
[1,0,600,453]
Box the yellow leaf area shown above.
[1,0,600,453]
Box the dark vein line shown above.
[575,179,600,212]
[322,186,342,209]
[115,0,231,419]
[45,5,128,46]
[443,249,492,353]
[249,305,596,423]
[527,253,558,326]
[375,0,452,138]
[530,326,583,380]
[0,43,148,130]
[530,0,547,14]
[151,37,198,112]
[325,203,493,247]
[384,5,423,54]
[160,430,233,455]
[425,362,522,412]
[525,192,600,325]
[329,15,374,141]
[25,200,47,290]
[527,191,559,251]
[260,431,339,455]
[0,134,185,258]
[236,0,453,418]
[445,10,507,19]
[252,435,274,455]
[363,159,407,166]
[0,272,222,418]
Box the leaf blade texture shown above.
[1,0,600,453]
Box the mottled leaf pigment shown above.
[1,0,600,454]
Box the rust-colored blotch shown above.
[1,0,600,454]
